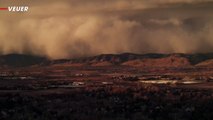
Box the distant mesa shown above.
[0,53,213,68]
[122,55,191,67]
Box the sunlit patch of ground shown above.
[140,80,203,85]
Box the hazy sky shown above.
[0,0,213,59]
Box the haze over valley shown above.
[0,0,213,58]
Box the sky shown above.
[0,0,213,59]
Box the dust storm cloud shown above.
[0,0,213,59]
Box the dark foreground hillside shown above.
[0,85,213,120]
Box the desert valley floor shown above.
[0,53,213,120]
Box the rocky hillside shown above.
[196,59,213,67]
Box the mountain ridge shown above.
[0,53,213,68]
